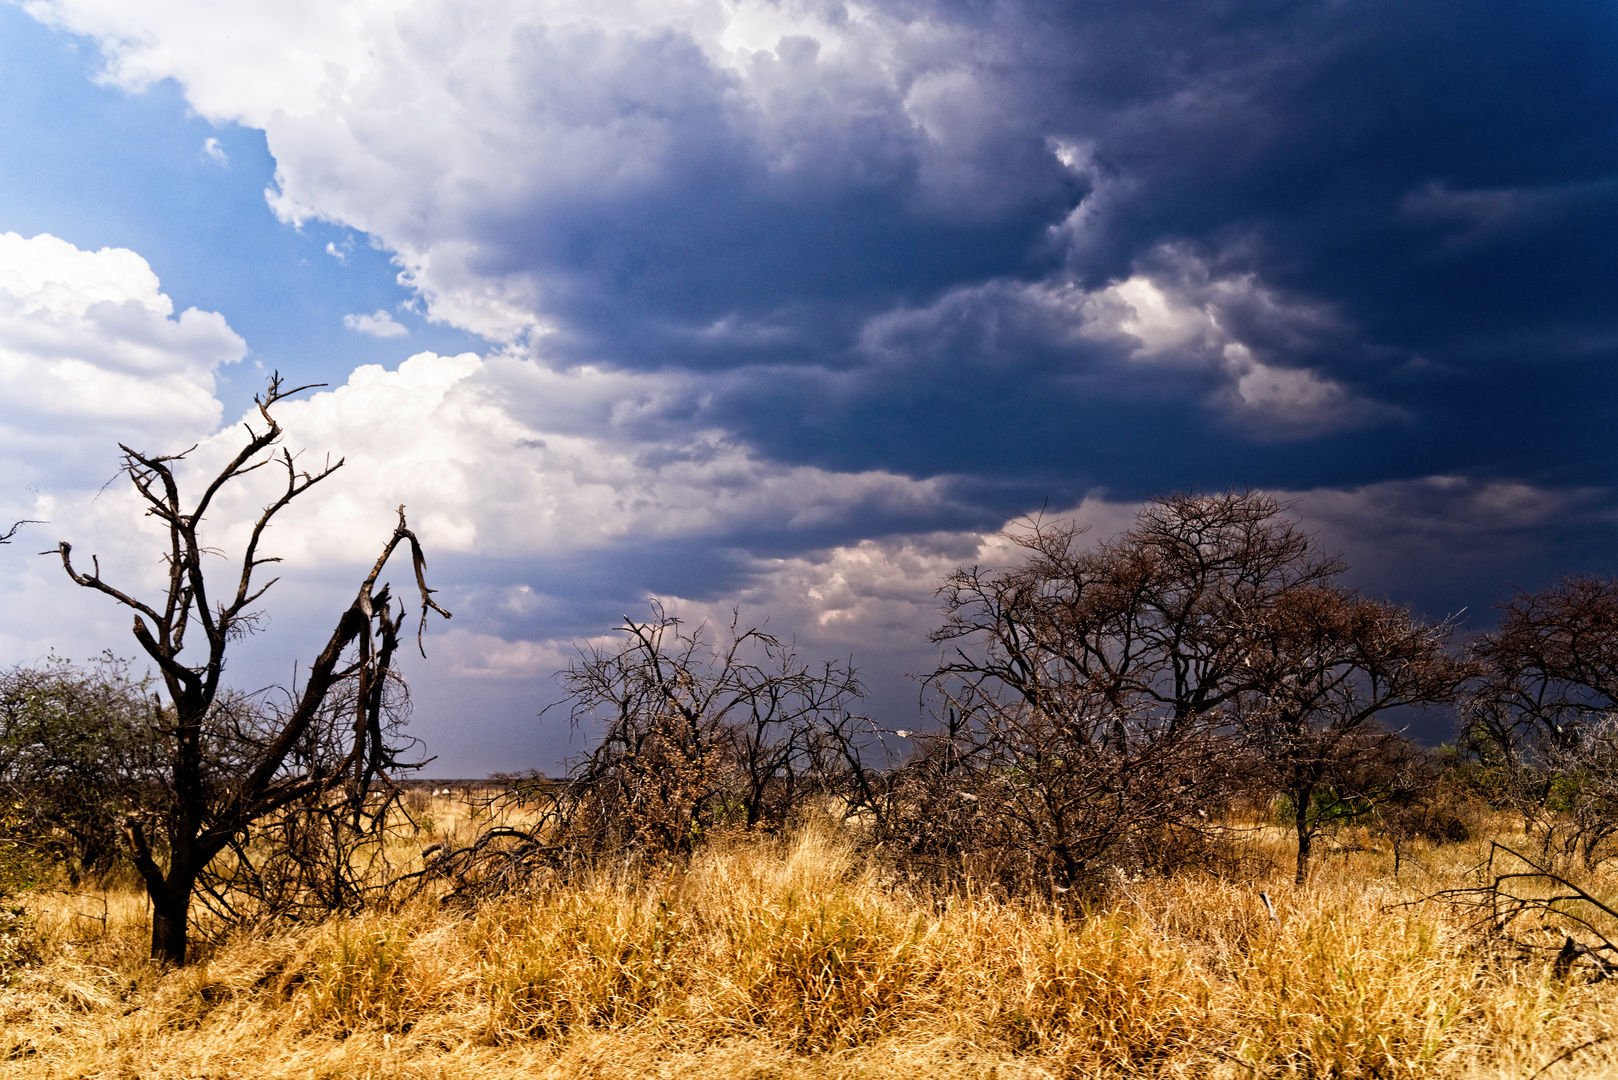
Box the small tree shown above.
[1465,577,1618,864]
[1235,585,1470,884]
[0,655,161,882]
[1467,577,1618,759]
[55,376,450,965]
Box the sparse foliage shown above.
[933,493,1346,731]
[1234,585,1471,883]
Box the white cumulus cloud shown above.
[0,231,245,471]
[854,246,1391,439]
[343,309,408,337]
[163,350,952,569]
[0,233,246,665]
[24,0,1048,343]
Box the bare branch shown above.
[1,520,40,545]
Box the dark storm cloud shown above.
[454,0,1618,503]
[1286,477,1618,610]
[94,0,1607,501]
[465,12,1088,370]
[34,0,1618,515]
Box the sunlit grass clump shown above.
[5,806,1618,1079]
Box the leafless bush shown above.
[185,675,429,931]
[542,604,861,859]
[1362,744,1477,875]
[424,607,877,904]
[389,775,581,906]
[1520,716,1618,869]
[875,699,1241,900]
[1426,843,1618,982]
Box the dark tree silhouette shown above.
[56,375,450,965]
[1465,577,1618,866]
[1468,577,1618,759]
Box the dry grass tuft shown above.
[8,810,1618,1078]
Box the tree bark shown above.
[1294,787,1313,887]
[150,876,193,966]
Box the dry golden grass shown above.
[6,808,1618,1079]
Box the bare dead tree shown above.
[1234,585,1471,885]
[55,375,451,965]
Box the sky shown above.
[1,0,1616,773]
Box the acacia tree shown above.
[1466,577,1618,759]
[919,492,1345,892]
[1464,577,1618,863]
[1234,585,1469,884]
[56,376,450,965]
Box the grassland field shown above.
[4,792,1618,1080]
